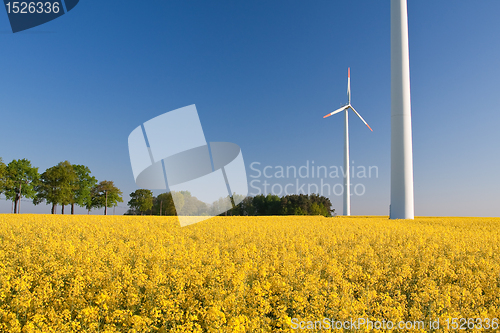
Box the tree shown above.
[4,159,39,213]
[237,196,256,216]
[176,191,207,216]
[92,180,123,215]
[155,192,178,216]
[128,189,153,215]
[253,194,281,215]
[308,193,334,216]
[309,202,328,216]
[225,193,246,216]
[0,158,6,195]
[34,161,77,214]
[224,194,334,217]
[85,185,100,214]
[211,196,233,216]
[71,165,97,214]
[57,161,78,214]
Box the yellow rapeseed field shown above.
[0,215,499,332]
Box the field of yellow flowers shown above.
[0,215,499,332]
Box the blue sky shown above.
[0,1,499,216]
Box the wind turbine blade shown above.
[323,105,348,118]
[349,105,373,131]
[347,67,351,105]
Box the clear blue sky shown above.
[0,1,499,216]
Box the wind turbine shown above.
[323,68,372,216]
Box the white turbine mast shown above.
[390,0,414,219]
[323,68,372,216]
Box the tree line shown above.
[0,158,123,214]
[1,157,335,216]
[126,190,335,217]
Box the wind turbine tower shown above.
[391,0,414,219]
